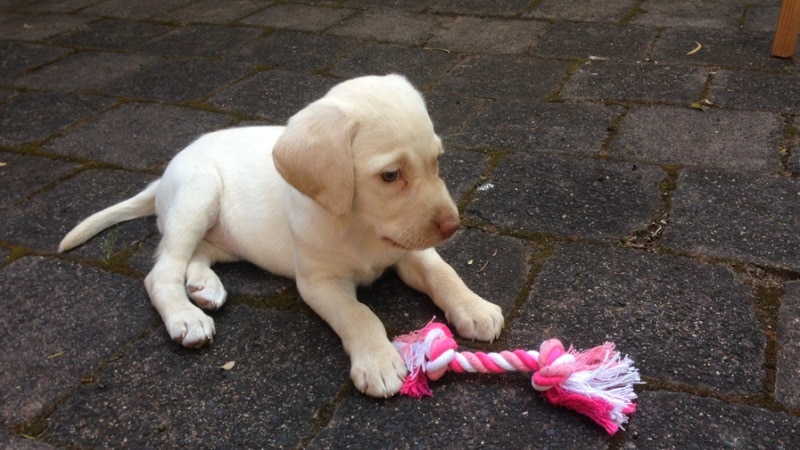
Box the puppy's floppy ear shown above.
[273,103,358,216]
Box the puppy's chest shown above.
[346,249,402,286]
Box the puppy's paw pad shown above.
[186,269,227,310]
[447,296,504,342]
[350,343,407,398]
[165,308,215,348]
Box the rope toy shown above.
[392,321,641,435]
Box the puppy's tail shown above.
[58,180,160,253]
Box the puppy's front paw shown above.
[186,267,227,310]
[446,294,504,342]
[350,341,407,398]
[164,307,216,348]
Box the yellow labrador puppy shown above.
[59,74,504,397]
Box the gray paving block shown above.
[527,0,638,21]
[359,229,531,336]
[664,169,800,271]
[230,31,361,73]
[430,0,531,16]
[709,70,800,114]
[532,22,656,61]
[440,149,488,202]
[446,100,621,154]
[112,58,253,103]
[510,243,765,395]
[208,70,338,122]
[778,282,800,409]
[49,18,173,50]
[632,0,743,29]
[240,3,357,32]
[43,102,233,170]
[0,153,79,208]
[44,306,347,449]
[436,55,571,99]
[330,43,458,90]
[2,169,158,257]
[80,0,195,20]
[0,13,92,40]
[12,51,159,91]
[0,91,112,146]
[328,9,448,45]
[563,61,708,104]
[161,0,270,24]
[467,153,665,240]
[309,377,608,448]
[12,0,99,14]
[611,106,783,171]
[651,28,789,72]
[0,41,71,80]
[743,5,781,33]
[135,24,263,59]
[0,431,55,450]
[425,93,485,137]
[427,16,548,55]
[0,257,154,425]
[629,391,800,448]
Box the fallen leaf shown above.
[47,351,65,359]
[219,360,236,371]
[686,41,702,56]
[690,101,706,111]
[0,162,7,167]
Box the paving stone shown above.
[136,24,263,59]
[0,153,79,208]
[1,169,158,257]
[13,0,100,14]
[526,0,639,22]
[0,247,9,265]
[0,257,154,425]
[112,58,253,103]
[0,13,93,40]
[330,43,458,89]
[467,153,665,240]
[43,102,233,170]
[0,430,55,449]
[229,31,361,73]
[439,148,488,201]
[531,22,656,61]
[44,306,347,449]
[49,17,173,50]
[429,0,530,16]
[161,0,270,24]
[427,16,548,55]
[12,51,159,92]
[510,243,765,394]
[563,61,708,104]
[664,169,800,271]
[651,28,789,71]
[611,106,784,171]
[240,3,356,32]
[309,376,608,448]
[0,41,71,80]
[208,70,338,122]
[436,55,571,99]
[743,5,781,33]
[359,229,531,336]
[347,0,437,12]
[328,9,448,45]
[446,100,621,154]
[80,0,195,20]
[425,93,486,137]
[709,70,800,114]
[777,282,800,409]
[632,0,743,29]
[629,391,800,448]
[0,91,112,146]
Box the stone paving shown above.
[1,0,799,448]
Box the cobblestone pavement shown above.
[2,0,799,448]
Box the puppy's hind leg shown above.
[145,179,222,348]
[186,241,238,311]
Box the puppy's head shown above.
[273,74,459,250]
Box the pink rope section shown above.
[392,321,641,435]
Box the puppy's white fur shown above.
[59,74,504,397]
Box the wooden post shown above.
[772,0,800,58]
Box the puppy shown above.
[59,74,504,397]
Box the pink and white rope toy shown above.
[392,321,641,435]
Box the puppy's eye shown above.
[381,170,400,182]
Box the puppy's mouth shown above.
[383,237,410,250]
